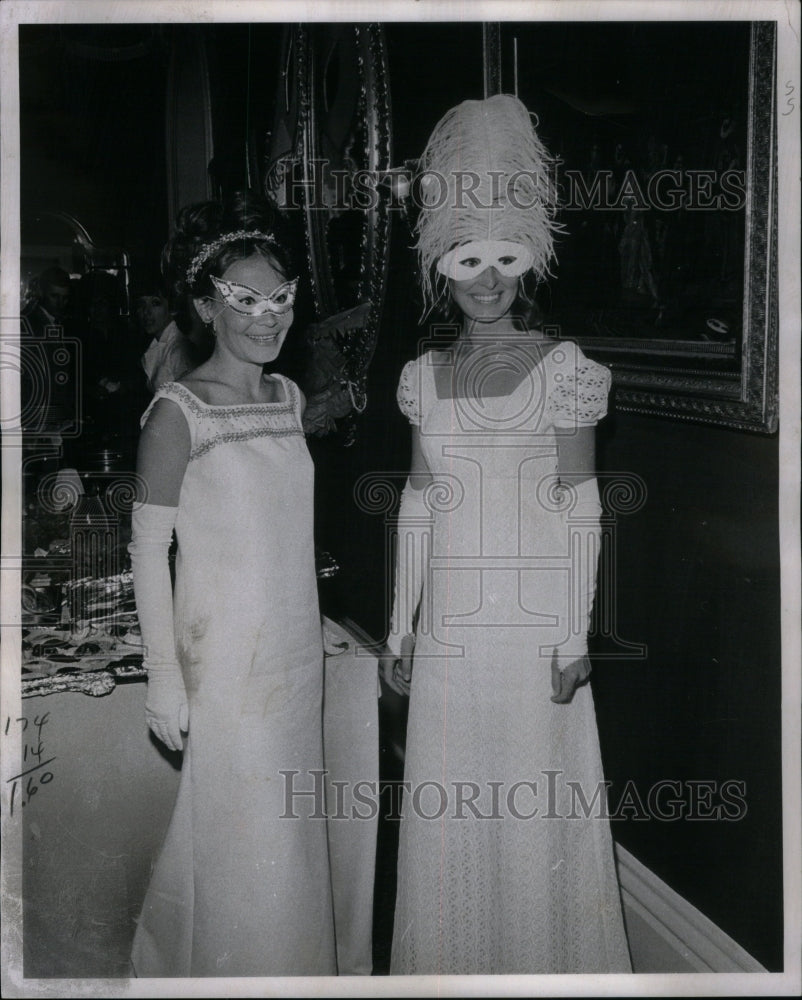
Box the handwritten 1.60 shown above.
[6,714,55,815]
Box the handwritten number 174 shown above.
[5,714,55,816]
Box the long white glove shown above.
[555,475,602,666]
[386,481,432,657]
[129,502,188,751]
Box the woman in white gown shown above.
[379,96,631,975]
[129,193,336,977]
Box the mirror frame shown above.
[491,20,779,433]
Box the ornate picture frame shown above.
[497,20,778,433]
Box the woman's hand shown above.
[550,651,592,704]
[145,664,188,751]
[379,634,415,696]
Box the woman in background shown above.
[129,191,336,977]
[379,95,631,975]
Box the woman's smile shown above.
[450,266,519,327]
[244,327,281,344]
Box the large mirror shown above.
[494,20,778,432]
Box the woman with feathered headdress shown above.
[378,95,631,975]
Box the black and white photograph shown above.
[1,1,799,996]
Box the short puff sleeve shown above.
[548,343,611,428]
[396,358,422,426]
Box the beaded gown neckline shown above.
[169,375,290,409]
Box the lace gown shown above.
[131,377,336,977]
[390,340,631,975]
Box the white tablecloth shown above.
[322,616,380,975]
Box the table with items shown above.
[21,486,146,698]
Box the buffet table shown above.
[21,478,144,698]
[22,570,145,698]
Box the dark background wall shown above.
[590,412,781,969]
[19,25,170,279]
[18,18,783,973]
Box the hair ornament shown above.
[185,230,277,285]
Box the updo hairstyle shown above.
[161,189,293,303]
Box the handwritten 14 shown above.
[5,714,55,816]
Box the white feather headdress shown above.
[415,94,560,314]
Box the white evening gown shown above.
[390,340,631,975]
[131,377,336,977]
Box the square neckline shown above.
[170,373,292,409]
[428,338,561,402]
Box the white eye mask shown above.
[436,240,534,281]
[210,275,298,316]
